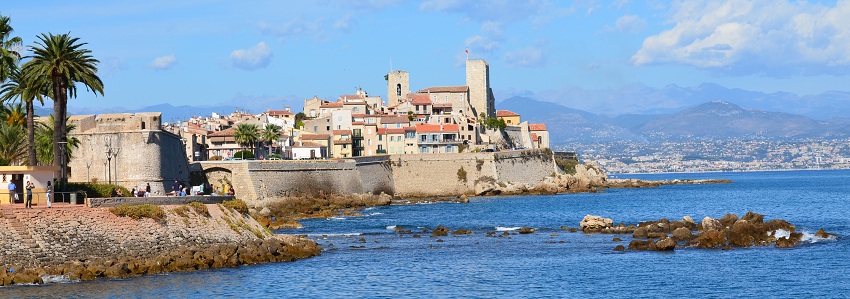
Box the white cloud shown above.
[229,42,273,71]
[258,19,325,41]
[147,54,177,70]
[503,46,546,68]
[632,0,850,76]
[606,15,646,33]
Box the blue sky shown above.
[5,0,850,115]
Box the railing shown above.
[6,191,87,205]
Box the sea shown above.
[5,170,850,298]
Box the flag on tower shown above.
[465,48,469,60]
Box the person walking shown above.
[145,183,151,197]
[8,181,16,204]
[45,181,52,208]
[25,181,33,209]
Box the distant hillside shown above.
[636,101,840,139]
[499,97,850,145]
[68,103,246,123]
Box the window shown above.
[313,126,318,132]
[420,135,426,142]
[368,139,372,146]
[396,84,401,96]
[379,135,383,141]
[406,132,415,139]
[342,144,348,149]
[326,126,330,131]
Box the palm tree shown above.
[233,123,259,159]
[22,33,103,181]
[0,68,49,166]
[34,115,79,166]
[261,124,282,158]
[0,121,26,166]
[0,14,22,82]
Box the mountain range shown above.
[500,96,850,145]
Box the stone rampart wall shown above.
[87,195,234,208]
[351,156,395,195]
[0,204,269,268]
[493,149,557,185]
[196,149,557,200]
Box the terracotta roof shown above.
[301,134,330,140]
[332,130,351,135]
[410,94,432,105]
[321,101,344,108]
[417,86,469,93]
[293,141,325,148]
[377,128,387,135]
[334,139,352,144]
[266,110,294,116]
[529,123,547,131]
[208,127,235,137]
[386,128,407,134]
[416,124,459,133]
[339,94,365,100]
[497,110,520,117]
[352,121,365,125]
[381,115,409,124]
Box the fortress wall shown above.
[198,150,557,200]
[351,156,395,195]
[389,152,497,197]
[493,149,557,186]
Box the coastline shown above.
[0,202,320,285]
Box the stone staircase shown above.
[1,209,47,266]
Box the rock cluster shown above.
[0,236,319,285]
[581,212,832,252]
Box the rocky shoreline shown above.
[576,212,836,251]
[0,236,319,285]
[0,202,320,286]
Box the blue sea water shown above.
[6,170,850,298]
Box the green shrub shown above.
[555,157,579,175]
[233,150,254,159]
[188,201,210,217]
[67,182,131,198]
[222,198,249,214]
[110,204,166,221]
[457,166,467,182]
[172,205,190,217]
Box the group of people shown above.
[130,183,152,197]
[7,180,52,208]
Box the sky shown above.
[5,0,850,116]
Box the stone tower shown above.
[466,60,495,118]
[386,70,410,104]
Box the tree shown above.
[295,112,306,129]
[34,115,79,166]
[233,123,259,159]
[22,33,103,181]
[0,14,22,82]
[0,121,26,165]
[261,124,282,158]
[0,69,49,166]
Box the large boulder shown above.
[580,215,613,233]
[673,227,693,241]
[701,216,722,231]
[655,237,676,251]
[741,211,764,224]
[691,229,725,249]
[719,213,739,228]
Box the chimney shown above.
[285,106,290,112]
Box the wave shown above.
[306,233,363,237]
[773,229,837,243]
[367,212,384,216]
[386,225,396,230]
[495,226,522,231]
[328,216,346,220]
[41,275,78,284]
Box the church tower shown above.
[466,60,495,118]
[386,70,410,104]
